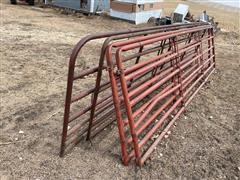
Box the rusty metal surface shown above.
[60,23,215,166]
[106,25,215,165]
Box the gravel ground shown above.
[0,0,240,179]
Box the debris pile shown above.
[151,3,220,33]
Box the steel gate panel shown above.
[59,23,215,167]
[105,25,215,165]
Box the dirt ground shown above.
[0,0,240,179]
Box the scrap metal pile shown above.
[60,22,215,166]
[151,4,220,33]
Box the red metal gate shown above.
[105,25,215,165]
[60,23,215,166]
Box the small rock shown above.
[67,126,71,130]
[19,130,24,134]
[167,131,171,135]
[238,167,240,171]
[152,134,159,139]
[181,136,185,139]
[209,116,213,119]
[115,164,121,168]
[164,135,169,139]
[15,137,18,141]
[19,157,23,160]
[184,116,187,120]
[159,153,163,157]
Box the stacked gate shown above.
[60,23,215,166]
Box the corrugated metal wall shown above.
[47,0,109,12]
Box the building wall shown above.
[46,0,110,12]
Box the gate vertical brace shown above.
[170,37,178,103]
[152,39,167,77]
[115,48,141,165]
[86,46,108,140]
[198,31,204,75]
[105,45,130,165]
[174,36,184,106]
[210,28,216,67]
[60,56,76,157]
[207,29,212,68]
[128,44,144,88]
